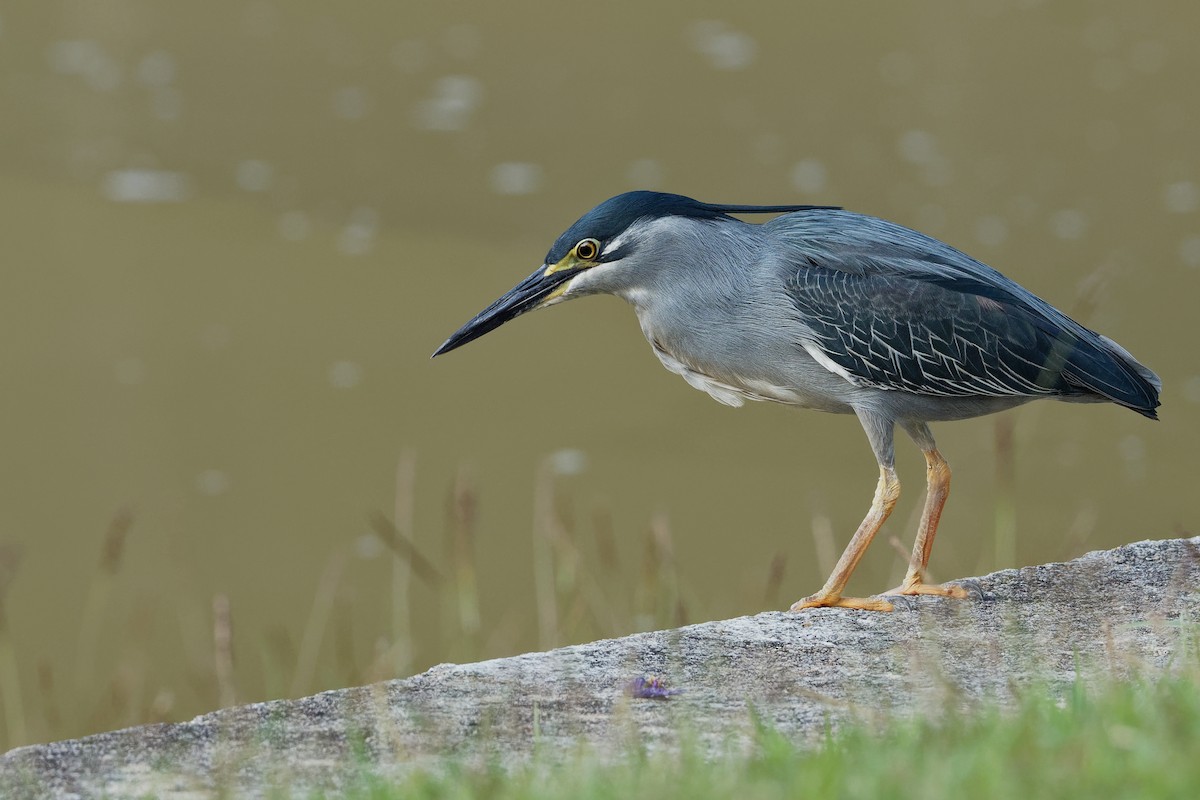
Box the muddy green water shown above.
[0,1,1196,747]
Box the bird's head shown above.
[432,191,832,357]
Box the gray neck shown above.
[605,217,773,367]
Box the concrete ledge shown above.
[3,537,1198,799]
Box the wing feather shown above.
[768,210,1160,415]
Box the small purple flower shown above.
[626,674,683,699]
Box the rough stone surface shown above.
[2,537,1198,798]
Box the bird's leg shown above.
[791,465,899,612]
[883,432,968,599]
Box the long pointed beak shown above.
[432,265,576,357]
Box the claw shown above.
[956,578,987,601]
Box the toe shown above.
[790,594,894,612]
[884,581,970,599]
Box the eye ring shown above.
[574,238,600,261]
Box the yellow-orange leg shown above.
[791,465,900,612]
[882,447,968,599]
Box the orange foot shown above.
[881,579,970,599]
[790,593,894,612]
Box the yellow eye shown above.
[574,238,600,261]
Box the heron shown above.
[433,191,1161,611]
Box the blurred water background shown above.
[0,0,1196,748]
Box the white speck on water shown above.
[333,86,370,120]
[1117,434,1146,480]
[1051,208,1088,240]
[413,75,481,131]
[490,162,543,195]
[975,214,1008,247]
[548,449,588,476]
[336,207,378,255]
[1164,181,1199,214]
[920,160,954,188]
[338,225,373,255]
[278,211,311,242]
[897,130,940,165]
[235,159,273,192]
[1178,234,1200,268]
[329,361,363,389]
[753,133,784,166]
[687,21,757,71]
[626,158,663,188]
[350,206,379,227]
[196,469,231,496]
[49,39,90,72]
[1118,434,1145,460]
[790,158,827,194]
[114,357,146,386]
[48,39,121,90]
[351,206,380,229]
[137,51,176,87]
[103,169,191,203]
[150,689,175,718]
[355,533,384,560]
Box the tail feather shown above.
[1099,334,1163,393]
[1065,334,1161,419]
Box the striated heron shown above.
[433,191,1161,612]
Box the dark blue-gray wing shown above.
[788,267,1085,397]
[771,211,1161,417]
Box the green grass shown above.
[312,667,1200,800]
